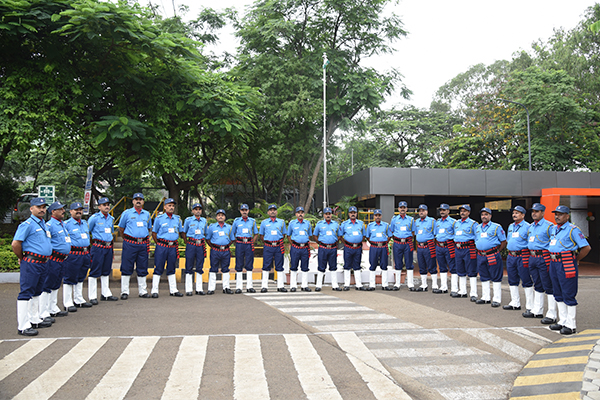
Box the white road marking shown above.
[284,334,343,400]
[372,346,489,358]
[0,339,56,381]
[234,335,270,400]
[505,327,554,345]
[441,384,513,400]
[393,361,522,378]
[263,300,352,306]
[278,306,374,313]
[295,314,395,322]
[13,337,108,400]
[359,332,453,343]
[161,336,208,400]
[464,329,533,363]
[86,336,159,400]
[315,323,420,332]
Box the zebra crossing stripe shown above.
[161,336,208,400]
[13,337,108,400]
[506,327,554,346]
[86,336,159,400]
[331,332,411,400]
[284,334,343,400]
[464,329,533,363]
[0,339,56,381]
[263,300,352,306]
[234,335,270,400]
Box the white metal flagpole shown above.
[323,52,328,209]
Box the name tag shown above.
[400,226,406,231]
[376,232,382,237]
[480,232,488,238]
[195,229,201,235]
[105,228,111,234]
[242,228,249,234]
[512,232,519,238]
[418,230,423,235]
[65,236,71,243]
[47,231,52,238]
[326,231,332,236]
[299,231,306,236]
[456,230,463,235]
[271,230,277,235]
[136,221,144,227]
[550,239,557,246]
[352,231,359,236]
[439,228,445,233]
[218,231,225,236]
[81,233,88,239]
[529,236,535,242]
[168,228,175,233]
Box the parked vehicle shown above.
[12,193,38,222]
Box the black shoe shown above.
[315,287,322,292]
[151,293,158,298]
[246,288,256,293]
[343,286,350,291]
[277,288,288,293]
[51,310,68,317]
[196,291,205,295]
[90,299,99,306]
[261,288,268,293]
[290,287,296,292]
[416,287,428,292]
[541,317,557,324]
[170,292,184,297]
[470,296,477,302]
[550,323,564,331]
[432,288,442,294]
[491,302,501,308]
[503,305,521,310]
[32,321,52,328]
[207,290,214,295]
[75,302,93,308]
[522,311,543,318]
[140,293,150,298]
[408,287,416,292]
[223,288,234,294]
[301,287,312,292]
[186,292,193,296]
[333,287,342,291]
[44,317,55,324]
[101,295,118,301]
[476,299,491,305]
[121,293,128,300]
[393,286,400,291]
[235,289,242,294]
[66,306,77,313]
[367,287,375,291]
[560,326,576,335]
[357,286,367,291]
[18,328,38,336]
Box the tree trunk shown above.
[303,150,324,210]
[276,163,290,205]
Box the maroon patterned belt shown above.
[477,247,498,256]
[23,251,49,263]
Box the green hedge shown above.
[0,235,19,272]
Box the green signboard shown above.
[38,185,55,205]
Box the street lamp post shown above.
[497,98,532,171]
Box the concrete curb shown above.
[0,272,19,283]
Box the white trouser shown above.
[492,281,501,303]
[508,285,520,307]
[431,273,438,289]
[88,277,98,300]
[531,291,545,315]
[276,272,284,289]
[186,273,194,293]
[524,287,534,310]
[458,276,468,295]
[222,273,231,289]
[208,272,217,291]
[18,300,32,331]
[450,273,458,293]
[301,271,309,288]
[121,275,131,295]
[354,270,362,287]
[196,273,204,291]
[236,272,244,290]
[565,305,577,330]
[469,277,478,298]
[168,274,179,293]
[331,271,339,288]
[261,271,269,289]
[246,271,254,289]
[439,272,447,291]
[420,275,427,289]
[344,270,351,287]
[290,271,298,288]
[63,284,74,308]
[316,271,324,289]
[382,270,389,287]
[556,301,568,326]
[137,276,148,296]
[39,292,50,318]
[28,296,43,324]
[546,295,557,320]
[369,271,377,288]
[50,289,61,313]
[151,274,161,294]
[74,282,86,303]
[100,275,113,297]
[394,270,402,287]
[481,281,490,301]
[406,270,414,288]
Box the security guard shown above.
[414,204,436,292]
[366,209,390,290]
[43,201,72,318]
[118,192,152,299]
[434,204,456,294]
[504,206,531,311]
[312,207,341,291]
[182,203,207,296]
[231,204,259,293]
[206,209,233,294]
[287,206,313,292]
[452,205,479,300]
[12,197,53,336]
[524,203,555,323]
[548,205,591,334]
[64,202,92,309]
[88,197,118,302]
[259,204,287,292]
[340,206,366,290]
[388,201,415,290]
[151,198,184,298]
[474,208,506,307]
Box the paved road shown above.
[0,277,599,399]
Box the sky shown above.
[150,0,597,109]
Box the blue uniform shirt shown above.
[64,218,91,247]
[388,215,414,239]
[527,219,553,250]
[153,213,183,241]
[366,221,390,242]
[259,218,286,241]
[313,220,340,245]
[14,215,52,256]
[548,223,590,252]
[183,216,207,240]
[119,207,152,238]
[88,212,114,242]
[47,217,71,255]
[287,219,312,244]
[414,216,435,243]
[454,218,478,242]
[475,221,506,251]
[506,220,530,251]
[434,216,456,242]
[206,222,232,246]
[230,217,258,240]
[339,219,366,244]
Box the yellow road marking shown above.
[513,371,583,386]
[555,335,600,343]
[524,356,589,369]
[510,392,581,400]
[537,344,595,354]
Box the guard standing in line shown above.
[151,198,184,298]
[259,204,287,292]
[414,204,437,292]
[434,204,456,294]
[339,206,366,290]
[524,203,555,323]
[312,207,341,291]
[474,208,506,307]
[64,202,92,309]
[231,204,259,293]
[182,203,207,296]
[452,205,479,300]
[504,206,531,311]
[11,197,54,336]
[118,192,152,299]
[206,209,233,295]
[548,206,591,335]
[366,209,391,290]
[388,201,415,290]
[88,197,118,302]
[287,206,313,292]
[42,201,72,318]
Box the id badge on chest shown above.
[418,230,423,235]
[512,232,519,238]
[550,239,557,246]
[136,221,144,227]
[456,230,463,236]
[218,231,225,237]
[195,229,201,235]
[81,233,88,239]
[271,230,277,236]
[529,236,535,242]
[480,232,488,238]
[104,228,111,234]
[65,236,71,243]
[439,228,445,233]
[400,226,406,231]
[168,228,175,234]
[46,231,52,238]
